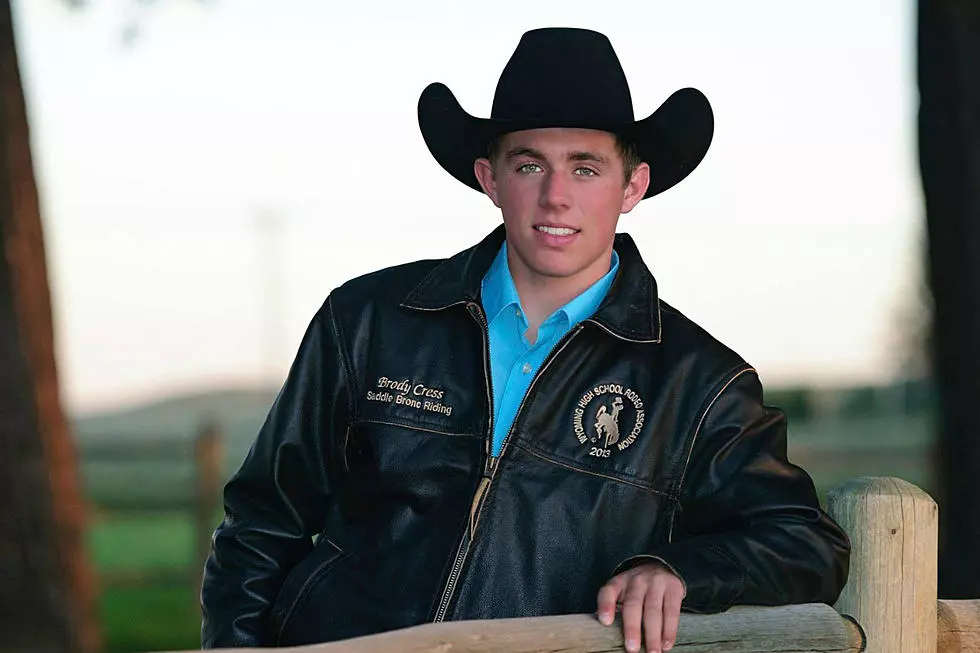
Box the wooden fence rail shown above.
[205,605,865,653]
[160,475,978,653]
[938,600,980,652]
[80,421,222,598]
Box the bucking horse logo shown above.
[594,396,625,448]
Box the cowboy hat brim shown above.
[417,82,714,199]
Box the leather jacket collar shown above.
[400,226,662,343]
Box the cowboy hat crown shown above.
[417,27,713,199]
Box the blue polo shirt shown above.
[480,242,620,456]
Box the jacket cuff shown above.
[612,554,688,595]
[614,539,747,614]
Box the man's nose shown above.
[539,171,571,209]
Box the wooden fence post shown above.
[827,476,938,653]
[194,421,223,596]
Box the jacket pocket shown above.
[272,537,350,644]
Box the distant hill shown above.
[73,387,279,467]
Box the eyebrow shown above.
[503,147,609,165]
[503,147,545,161]
[568,151,609,164]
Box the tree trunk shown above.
[0,1,100,650]
[918,0,980,598]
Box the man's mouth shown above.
[534,225,580,236]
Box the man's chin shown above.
[527,261,590,280]
[509,243,602,281]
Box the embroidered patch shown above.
[573,383,646,458]
[365,376,453,417]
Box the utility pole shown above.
[255,209,285,386]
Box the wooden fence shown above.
[75,408,932,603]
[79,422,223,594]
[162,476,979,653]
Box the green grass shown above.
[89,514,203,652]
[99,580,201,653]
[89,513,196,572]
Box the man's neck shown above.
[508,250,614,344]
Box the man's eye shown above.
[575,167,598,176]
[517,163,543,173]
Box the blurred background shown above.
[2,1,977,652]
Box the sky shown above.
[11,0,923,414]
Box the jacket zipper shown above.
[432,313,584,622]
[432,302,494,622]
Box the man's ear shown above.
[621,162,650,214]
[474,158,501,208]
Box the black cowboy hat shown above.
[417,27,713,200]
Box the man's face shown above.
[474,128,649,288]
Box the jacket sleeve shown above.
[615,367,850,613]
[201,296,351,648]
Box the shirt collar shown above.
[561,249,619,326]
[480,241,620,328]
[481,242,522,325]
[402,227,661,344]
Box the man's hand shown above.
[597,561,686,653]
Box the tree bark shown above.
[918,0,980,599]
[0,1,100,650]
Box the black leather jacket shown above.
[201,227,849,648]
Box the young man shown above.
[201,28,849,653]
